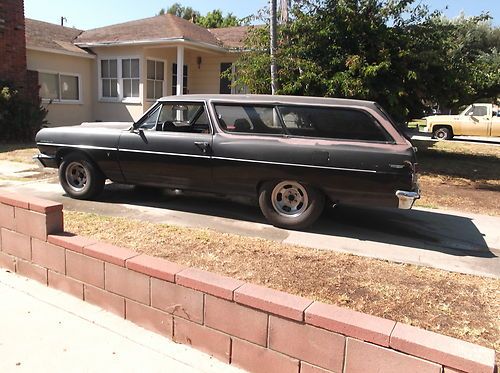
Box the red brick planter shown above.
[0,191,496,373]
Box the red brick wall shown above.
[0,191,496,373]
[0,0,27,91]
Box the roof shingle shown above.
[209,25,256,49]
[74,14,222,47]
[25,19,91,56]
[25,14,253,53]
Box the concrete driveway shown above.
[411,133,500,146]
[1,172,499,279]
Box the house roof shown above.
[25,19,92,56]
[74,14,222,47]
[25,14,251,54]
[209,25,254,49]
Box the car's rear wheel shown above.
[258,180,325,229]
[59,153,105,199]
[433,127,453,140]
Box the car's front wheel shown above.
[258,180,325,229]
[59,153,105,199]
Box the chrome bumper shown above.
[33,154,58,168]
[395,190,420,210]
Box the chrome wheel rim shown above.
[271,181,309,217]
[65,162,88,192]
[436,130,446,139]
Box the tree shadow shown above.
[93,183,496,259]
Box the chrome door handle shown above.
[194,141,210,154]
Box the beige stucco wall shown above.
[26,49,94,127]
[28,43,243,125]
[186,50,240,94]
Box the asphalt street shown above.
[1,174,499,278]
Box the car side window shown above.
[278,106,389,142]
[214,105,284,135]
[153,103,210,133]
[472,106,488,117]
[138,104,161,130]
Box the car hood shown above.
[79,122,133,130]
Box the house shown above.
[25,14,251,126]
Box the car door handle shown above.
[194,141,210,154]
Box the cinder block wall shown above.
[0,191,496,373]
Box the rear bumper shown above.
[395,190,420,209]
[33,153,58,169]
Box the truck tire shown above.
[433,127,453,140]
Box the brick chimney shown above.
[0,0,28,91]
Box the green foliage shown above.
[0,84,48,143]
[157,3,200,20]
[197,9,240,28]
[232,0,500,122]
[157,3,241,27]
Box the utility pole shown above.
[270,0,278,95]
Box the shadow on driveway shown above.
[91,183,496,259]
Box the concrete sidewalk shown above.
[0,268,243,373]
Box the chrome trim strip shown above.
[37,143,116,151]
[36,142,377,173]
[212,156,377,173]
[389,164,405,169]
[119,148,209,159]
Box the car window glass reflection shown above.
[278,106,389,142]
[152,103,210,134]
[215,105,284,135]
[139,105,161,130]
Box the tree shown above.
[157,3,200,20]
[231,0,500,121]
[157,4,241,27]
[197,9,240,28]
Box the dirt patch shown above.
[414,140,500,216]
[64,211,500,361]
[0,144,38,164]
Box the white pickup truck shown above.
[421,103,500,140]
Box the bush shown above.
[0,84,48,143]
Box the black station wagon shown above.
[35,94,420,229]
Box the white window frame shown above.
[146,58,166,102]
[98,55,141,104]
[38,69,82,104]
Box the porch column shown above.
[176,45,184,95]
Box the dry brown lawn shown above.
[413,140,500,216]
[64,211,500,361]
[0,144,38,164]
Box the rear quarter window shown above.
[214,104,284,135]
[279,106,390,142]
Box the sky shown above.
[24,0,499,30]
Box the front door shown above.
[118,102,213,189]
[459,105,490,136]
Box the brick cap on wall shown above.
[0,191,62,213]
[390,323,495,373]
[0,191,496,373]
